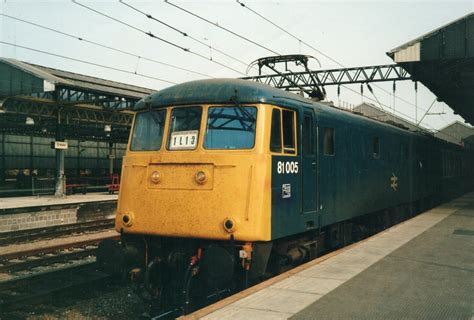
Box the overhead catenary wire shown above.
[164,0,432,126]
[416,98,437,127]
[236,0,341,68]
[342,83,458,139]
[356,88,464,143]
[164,0,280,56]
[72,0,246,76]
[366,83,386,112]
[0,13,213,79]
[119,0,253,70]
[0,41,176,85]
[233,0,436,128]
[233,2,458,135]
[235,0,443,122]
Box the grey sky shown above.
[1,1,473,131]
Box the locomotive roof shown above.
[134,78,312,110]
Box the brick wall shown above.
[0,201,116,233]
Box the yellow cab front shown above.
[116,104,273,241]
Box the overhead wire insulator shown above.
[392,81,396,111]
[414,81,418,123]
[366,82,373,93]
[337,85,341,108]
[134,56,141,74]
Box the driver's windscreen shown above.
[167,107,202,150]
[204,106,257,149]
[130,110,166,151]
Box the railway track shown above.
[0,236,118,311]
[0,262,112,312]
[0,218,115,245]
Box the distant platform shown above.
[186,192,474,320]
[0,193,118,233]
[0,193,117,211]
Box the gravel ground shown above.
[2,286,149,320]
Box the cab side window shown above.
[323,127,335,155]
[270,108,297,155]
[270,109,282,152]
[282,110,296,154]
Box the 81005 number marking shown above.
[277,161,299,174]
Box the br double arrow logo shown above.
[390,173,398,191]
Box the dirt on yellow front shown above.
[116,104,273,241]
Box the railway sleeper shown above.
[0,247,97,273]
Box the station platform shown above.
[186,192,474,320]
[0,193,117,211]
[0,193,117,233]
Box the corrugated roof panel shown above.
[35,64,155,97]
[0,60,55,95]
[0,58,156,99]
[394,43,420,63]
[1,58,68,85]
[388,13,474,124]
[388,12,474,57]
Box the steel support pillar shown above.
[54,147,65,197]
[108,142,114,175]
[54,109,65,197]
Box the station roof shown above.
[0,58,154,99]
[353,103,420,132]
[434,121,474,146]
[0,58,157,142]
[388,13,474,124]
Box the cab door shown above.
[302,111,318,214]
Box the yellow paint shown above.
[116,104,275,241]
[245,165,253,221]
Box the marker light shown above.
[151,171,161,184]
[195,171,207,184]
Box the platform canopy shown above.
[0,58,155,142]
[387,13,474,124]
[0,58,154,108]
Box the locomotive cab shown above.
[117,103,273,241]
